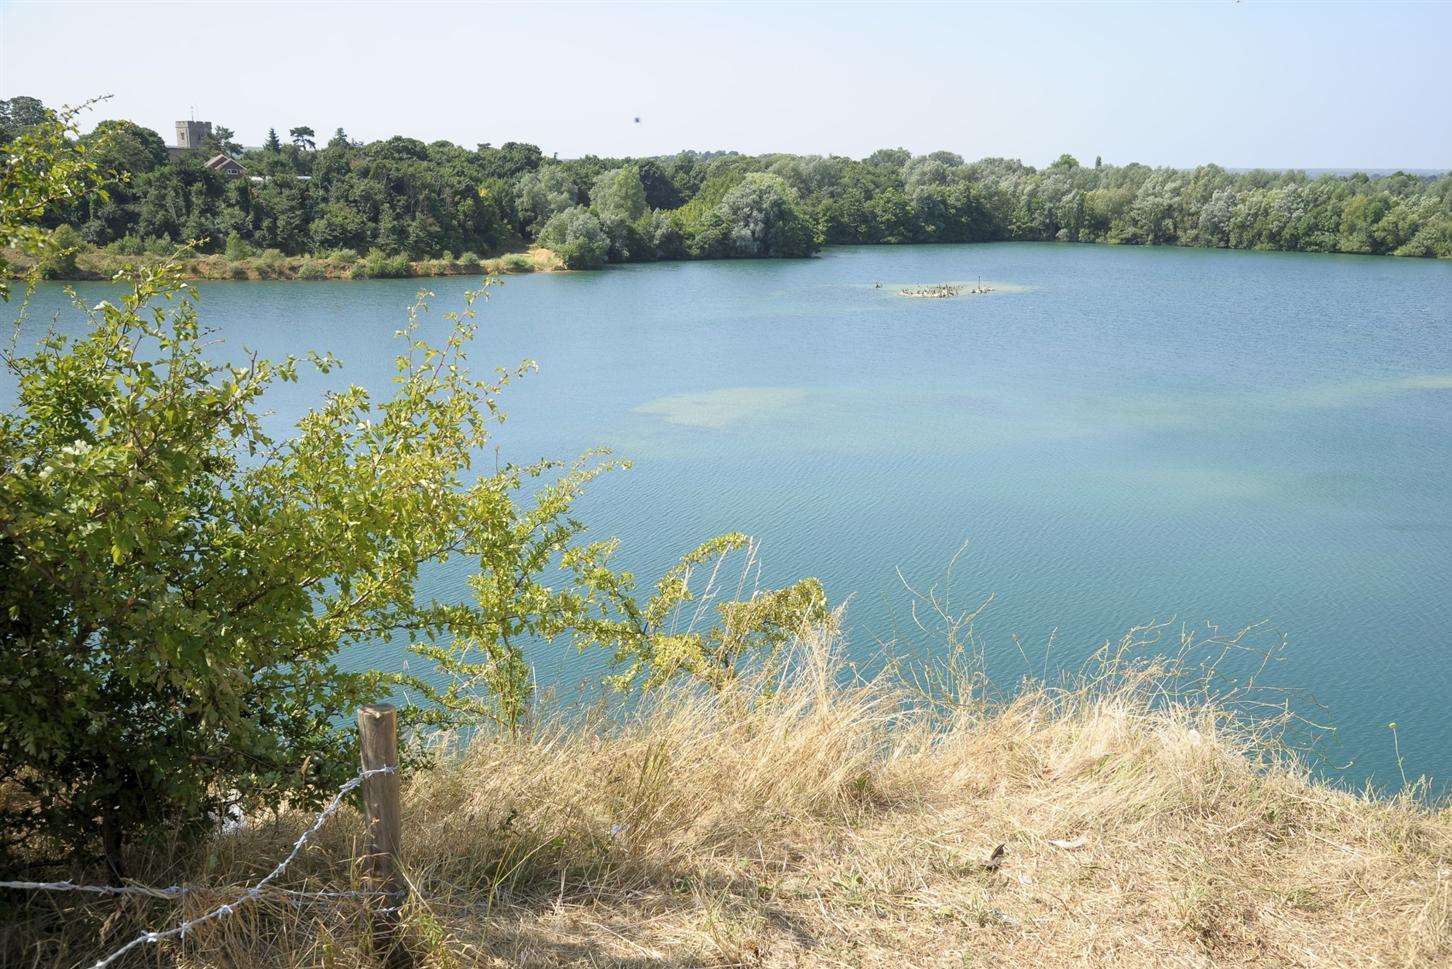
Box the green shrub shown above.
[295,258,328,280]
[37,224,81,278]
[357,247,411,278]
[106,234,146,256]
[224,231,253,260]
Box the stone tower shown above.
[175,120,213,149]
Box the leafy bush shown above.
[36,224,81,278]
[294,258,328,279]
[105,234,146,256]
[0,102,105,297]
[352,247,411,278]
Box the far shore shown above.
[3,245,566,283]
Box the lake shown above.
[14,242,1452,794]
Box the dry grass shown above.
[5,624,1449,969]
[482,247,564,274]
[2,245,565,282]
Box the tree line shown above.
[4,95,1450,272]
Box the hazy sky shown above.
[2,1,1448,169]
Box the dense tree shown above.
[590,166,648,224]
[202,123,242,156]
[310,200,369,251]
[588,166,648,259]
[514,165,578,233]
[538,205,609,268]
[12,97,1450,270]
[83,119,168,174]
[636,158,684,210]
[264,127,282,151]
[0,95,54,144]
[477,140,544,180]
[701,172,817,258]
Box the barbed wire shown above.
[0,765,399,969]
[0,882,382,901]
[0,880,188,898]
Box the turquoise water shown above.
[15,243,1452,794]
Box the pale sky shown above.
[2,0,1448,169]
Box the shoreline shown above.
[4,246,566,283]
[8,235,1449,285]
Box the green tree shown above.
[706,172,818,258]
[514,165,578,233]
[584,534,827,692]
[0,96,54,144]
[590,166,648,224]
[589,166,648,260]
[476,141,543,180]
[538,205,609,268]
[289,125,316,151]
[203,124,242,156]
[264,127,283,152]
[82,120,167,175]
[648,209,687,260]
[310,200,370,251]
[12,96,1451,272]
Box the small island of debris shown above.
[897,280,994,299]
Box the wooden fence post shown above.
[359,704,408,965]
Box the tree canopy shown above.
[5,96,1450,271]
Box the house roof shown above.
[204,153,246,172]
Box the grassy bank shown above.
[4,626,1448,968]
[2,245,564,282]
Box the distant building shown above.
[175,120,212,149]
[205,153,246,177]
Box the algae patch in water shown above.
[633,386,809,429]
